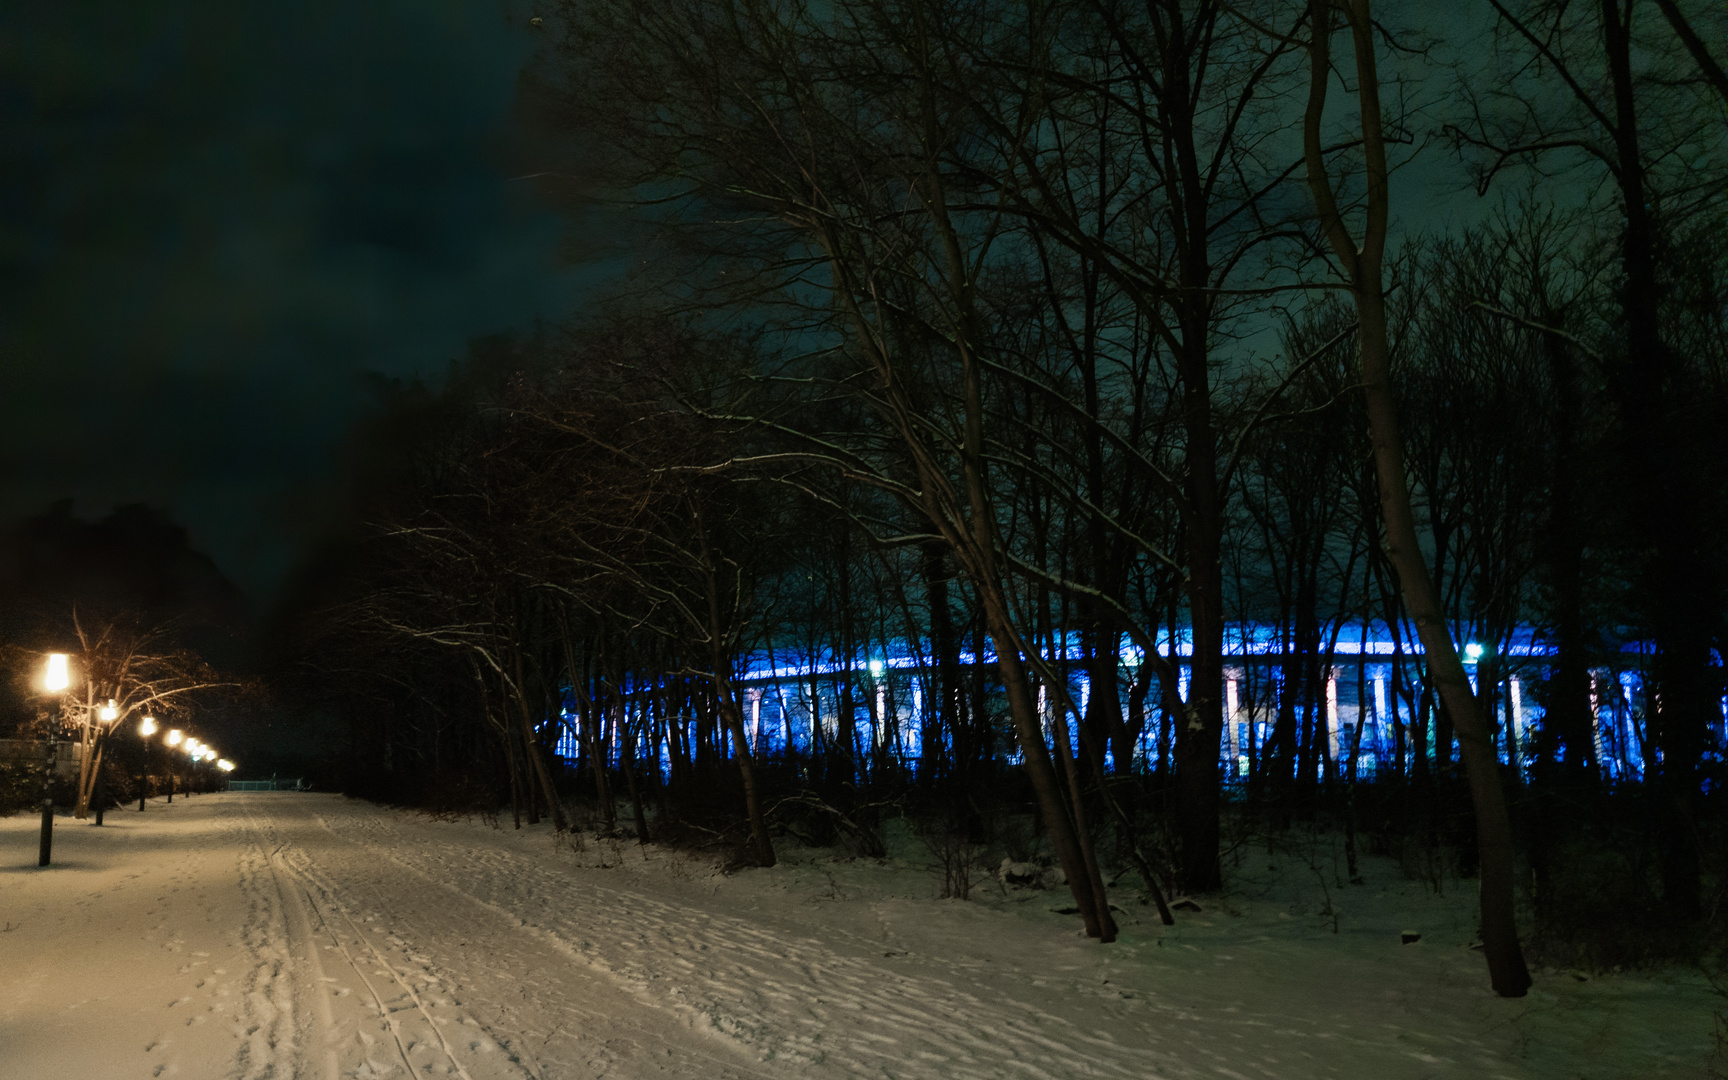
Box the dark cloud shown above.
[1,0,589,599]
[0,0,1508,603]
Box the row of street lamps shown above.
[37,652,236,867]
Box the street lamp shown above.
[39,653,72,866]
[184,738,205,794]
[166,729,182,802]
[93,699,120,825]
[45,653,70,692]
[138,716,157,811]
[194,745,216,793]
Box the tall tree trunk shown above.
[619,699,652,844]
[1305,0,1531,997]
[510,644,569,832]
[74,682,95,818]
[1540,327,1595,784]
[1600,0,1706,921]
[697,514,777,868]
[566,633,616,832]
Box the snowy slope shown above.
[0,793,1717,1078]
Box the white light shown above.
[868,659,884,676]
[99,699,119,723]
[166,729,183,747]
[1464,643,1484,662]
[217,760,234,772]
[139,716,158,737]
[45,653,70,692]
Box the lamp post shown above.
[138,716,157,811]
[165,729,182,802]
[40,652,70,867]
[188,742,217,794]
[93,699,119,826]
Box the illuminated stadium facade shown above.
[554,623,1713,785]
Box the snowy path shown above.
[1,793,1717,1078]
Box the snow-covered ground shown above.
[0,792,1717,1079]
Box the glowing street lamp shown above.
[184,740,201,800]
[44,653,70,692]
[38,653,72,866]
[89,699,127,825]
[165,730,183,802]
[137,716,158,812]
[184,739,209,793]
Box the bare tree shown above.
[1303,0,1532,997]
[15,612,241,817]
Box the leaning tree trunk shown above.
[1305,0,1531,998]
[695,516,776,868]
[813,210,1116,939]
[509,645,569,833]
[74,683,96,818]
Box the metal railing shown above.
[225,778,308,792]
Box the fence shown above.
[225,778,308,792]
[0,738,82,779]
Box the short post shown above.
[38,735,55,867]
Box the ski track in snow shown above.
[1,792,1717,1079]
[223,797,773,1080]
[318,807,1159,1079]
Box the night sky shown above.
[2,0,601,603]
[3,1,1498,609]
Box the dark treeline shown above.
[278,0,1728,994]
